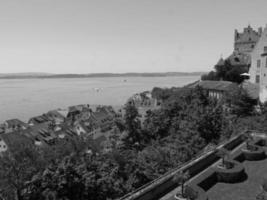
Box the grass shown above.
[207,158,267,200]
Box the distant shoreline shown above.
[0,72,205,79]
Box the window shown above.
[264,46,267,52]
[257,59,261,68]
[256,75,260,83]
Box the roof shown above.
[29,115,50,124]
[1,132,33,149]
[23,122,57,145]
[47,110,66,119]
[190,80,238,92]
[56,109,68,118]
[5,119,28,128]
[68,104,90,113]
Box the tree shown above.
[0,143,45,200]
[197,105,225,144]
[243,131,254,150]
[202,57,249,83]
[173,171,190,198]
[216,148,229,167]
[122,102,143,150]
[224,87,258,117]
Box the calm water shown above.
[0,76,199,123]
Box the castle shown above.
[219,24,267,102]
[234,25,262,53]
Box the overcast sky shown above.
[0,0,266,74]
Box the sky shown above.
[0,0,266,74]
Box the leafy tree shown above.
[216,148,229,167]
[224,87,258,117]
[173,171,190,198]
[197,104,225,144]
[201,58,249,83]
[122,102,143,150]
[0,143,45,200]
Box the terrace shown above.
[179,133,267,200]
[121,132,267,200]
[207,158,267,200]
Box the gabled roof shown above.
[47,110,66,119]
[23,122,57,145]
[5,119,28,128]
[190,80,238,92]
[1,132,33,149]
[29,115,50,124]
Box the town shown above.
[2,24,267,200]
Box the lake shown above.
[0,76,199,123]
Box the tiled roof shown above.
[190,80,238,92]
[47,110,66,119]
[29,115,49,124]
[5,119,28,128]
[1,132,33,149]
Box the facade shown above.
[234,25,262,53]
[249,25,267,102]
[190,80,239,100]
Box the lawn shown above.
[207,158,267,200]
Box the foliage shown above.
[121,102,144,150]
[2,84,266,200]
[216,148,229,166]
[201,59,249,83]
[223,87,258,117]
[0,143,46,200]
[173,171,190,197]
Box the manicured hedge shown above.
[215,159,245,183]
[185,138,267,200]
[241,147,266,161]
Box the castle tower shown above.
[234,25,262,54]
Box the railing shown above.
[119,133,245,200]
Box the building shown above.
[3,119,28,133]
[0,132,33,153]
[234,25,262,54]
[46,109,67,124]
[28,115,50,125]
[249,25,267,102]
[189,80,239,100]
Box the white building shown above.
[249,25,267,102]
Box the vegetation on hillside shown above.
[201,59,249,83]
[0,85,263,200]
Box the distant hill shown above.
[0,72,205,79]
[0,72,53,78]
